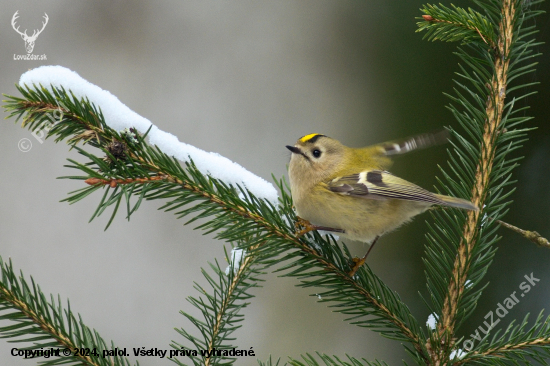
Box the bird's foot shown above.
[294,216,317,237]
[348,256,367,277]
[347,236,380,277]
[294,217,345,237]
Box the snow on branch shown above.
[19,66,279,204]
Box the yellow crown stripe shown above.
[300,133,323,143]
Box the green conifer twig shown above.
[434,0,518,361]
[0,257,135,366]
[171,244,261,366]
[418,3,497,48]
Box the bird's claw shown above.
[295,216,316,237]
[347,236,380,277]
[348,257,366,277]
[294,217,345,237]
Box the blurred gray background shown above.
[0,1,549,365]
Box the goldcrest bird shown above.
[286,132,478,247]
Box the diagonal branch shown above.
[125,159,428,360]
[452,337,550,366]
[475,337,550,357]
[5,92,429,362]
[0,256,135,366]
[0,284,98,366]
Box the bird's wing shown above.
[327,170,444,204]
[366,130,449,157]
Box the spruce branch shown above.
[73,143,424,356]
[452,312,550,365]
[171,245,262,366]
[4,84,427,361]
[0,256,135,366]
[437,0,516,346]
[417,0,544,363]
[475,336,550,359]
[418,4,497,48]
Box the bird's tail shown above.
[434,194,479,211]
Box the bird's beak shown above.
[286,145,301,154]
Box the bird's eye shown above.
[312,149,321,158]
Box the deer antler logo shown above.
[11,11,49,54]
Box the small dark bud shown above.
[106,140,128,160]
